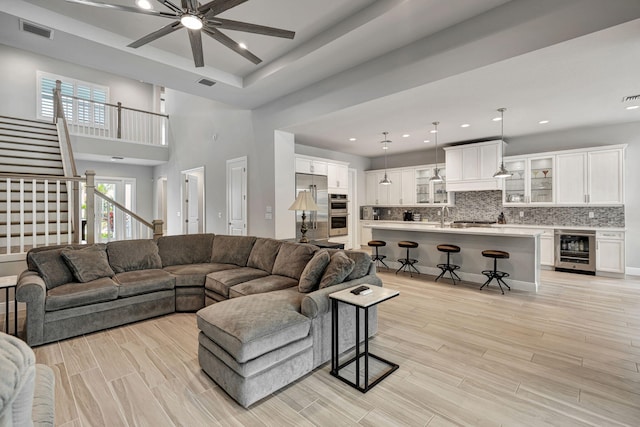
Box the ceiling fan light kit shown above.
[65,0,295,68]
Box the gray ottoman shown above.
[196,289,313,408]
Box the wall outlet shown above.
[588,211,594,218]
[265,213,273,220]
[387,210,391,215]
[177,211,180,217]
[218,212,222,219]
[519,211,524,218]
[437,210,441,216]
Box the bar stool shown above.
[435,244,461,285]
[396,241,420,277]
[368,240,389,270]
[480,250,511,294]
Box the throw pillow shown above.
[62,245,115,283]
[298,249,331,293]
[272,242,317,280]
[319,251,355,289]
[107,239,162,273]
[29,247,76,289]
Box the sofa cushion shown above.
[28,248,76,290]
[157,234,215,267]
[298,249,331,293]
[229,275,298,298]
[61,245,115,283]
[271,243,317,280]
[210,235,257,267]
[115,269,175,298]
[319,251,355,289]
[197,289,309,363]
[246,238,282,273]
[45,277,119,311]
[107,239,162,273]
[164,263,239,287]
[205,268,270,298]
[345,251,373,281]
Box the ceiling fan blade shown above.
[202,27,261,64]
[128,20,183,48]
[212,18,295,39]
[65,0,179,18]
[200,0,248,17]
[155,0,183,14]
[187,29,205,68]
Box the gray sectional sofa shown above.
[17,233,382,407]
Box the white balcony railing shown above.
[55,85,168,146]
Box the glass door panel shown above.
[504,159,526,203]
[415,168,430,204]
[529,157,553,203]
[433,168,448,204]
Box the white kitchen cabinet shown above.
[360,221,373,246]
[365,171,381,205]
[556,152,587,204]
[588,149,624,204]
[556,147,624,205]
[596,231,625,273]
[444,140,503,191]
[539,230,555,266]
[503,156,554,205]
[295,157,328,175]
[401,168,415,205]
[327,162,348,194]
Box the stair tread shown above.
[0,126,58,137]
[0,115,57,127]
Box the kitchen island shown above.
[365,222,542,292]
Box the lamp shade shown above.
[288,190,319,211]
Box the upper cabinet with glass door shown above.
[414,167,450,205]
[503,156,554,205]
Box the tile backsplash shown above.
[366,191,624,227]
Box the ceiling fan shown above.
[65,0,296,67]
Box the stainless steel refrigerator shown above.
[295,173,328,241]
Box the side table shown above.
[329,285,399,392]
[0,275,18,336]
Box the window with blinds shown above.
[37,71,109,127]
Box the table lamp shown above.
[288,190,319,243]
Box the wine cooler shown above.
[554,230,596,274]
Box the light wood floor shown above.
[26,270,640,426]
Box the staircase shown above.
[0,115,73,255]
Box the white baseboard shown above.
[625,266,640,277]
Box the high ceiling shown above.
[2,0,640,158]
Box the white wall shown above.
[0,44,155,120]
[154,89,254,236]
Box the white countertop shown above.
[364,222,542,237]
[360,220,624,232]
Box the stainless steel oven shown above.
[329,194,348,236]
[554,230,596,274]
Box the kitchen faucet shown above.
[440,205,450,227]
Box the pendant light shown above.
[493,107,512,178]
[379,132,392,185]
[429,121,443,182]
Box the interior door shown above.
[227,157,247,235]
[186,174,200,234]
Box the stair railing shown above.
[0,173,81,256]
[84,171,163,243]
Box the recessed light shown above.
[349,137,357,141]
[402,134,410,138]
[539,120,550,124]
[492,117,502,121]
[626,105,639,110]
[423,140,430,143]
[135,0,152,9]
[238,42,248,50]
[461,124,470,128]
